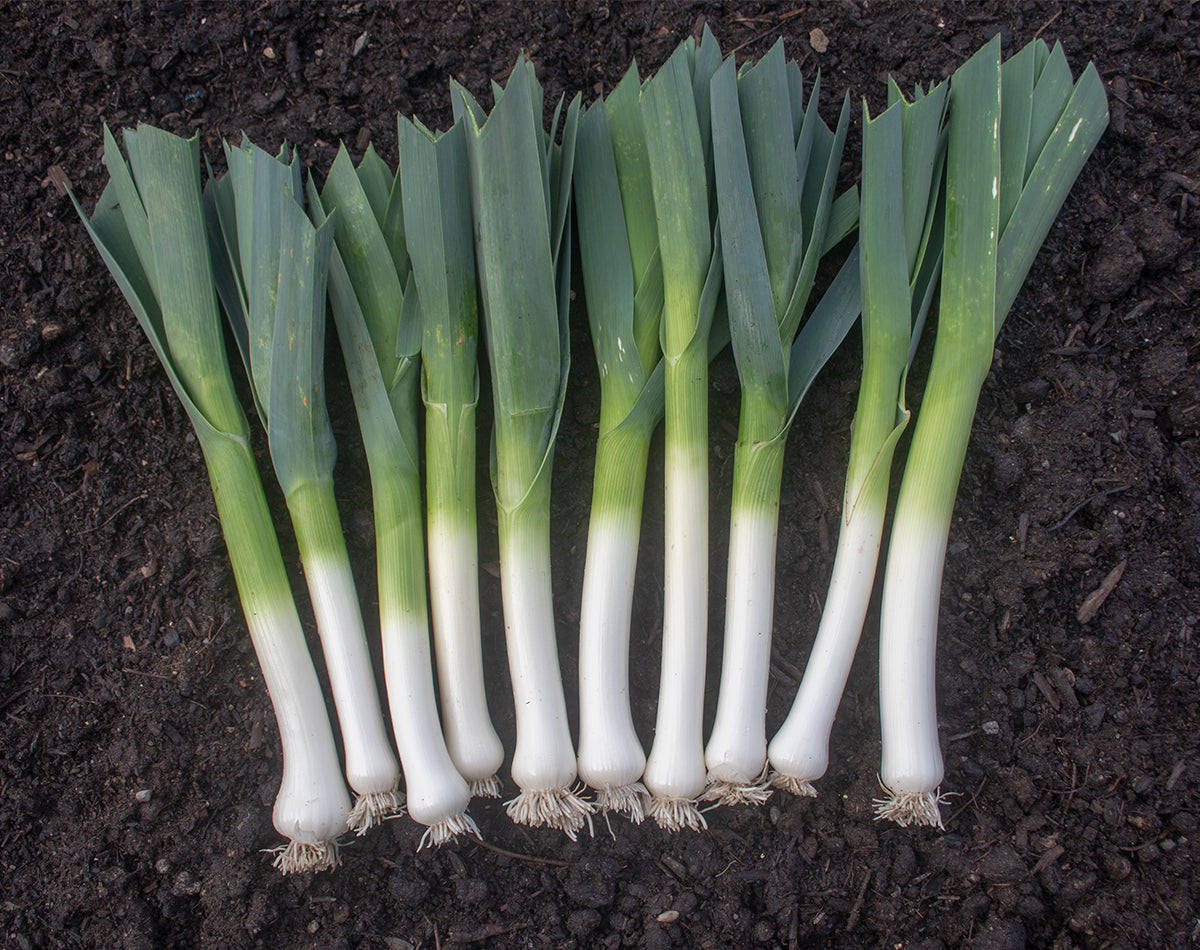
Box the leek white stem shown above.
[426,511,504,797]
[577,426,652,819]
[500,475,594,839]
[876,368,983,828]
[207,437,352,873]
[643,407,709,831]
[375,476,477,843]
[704,439,785,803]
[768,495,885,795]
[287,477,403,827]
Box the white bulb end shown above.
[270,839,341,875]
[872,786,946,829]
[593,782,651,824]
[346,788,406,835]
[504,786,596,840]
[418,811,483,850]
[647,796,707,832]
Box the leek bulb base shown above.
[287,477,403,817]
[577,425,652,809]
[704,436,786,801]
[426,410,504,790]
[499,475,595,837]
[375,478,476,842]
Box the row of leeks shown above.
[69,31,1108,871]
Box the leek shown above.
[704,43,861,806]
[309,141,477,845]
[453,57,590,836]
[207,141,403,832]
[71,124,351,873]
[875,37,1108,826]
[572,62,661,822]
[769,77,949,797]
[398,116,505,800]
[638,28,727,832]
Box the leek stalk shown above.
[208,141,402,833]
[72,124,350,873]
[310,141,477,845]
[572,61,662,822]
[453,57,591,836]
[768,77,948,797]
[704,43,859,805]
[638,28,726,832]
[398,116,505,800]
[876,37,1108,826]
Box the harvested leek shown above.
[572,61,662,822]
[876,36,1107,827]
[704,42,859,806]
[453,57,590,836]
[398,116,505,800]
[72,124,351,873]
[207,140,403,832]
[309,141,477,845]
[769,76,948,798]
[637,28,726,833]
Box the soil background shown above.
[2,1,1199,948]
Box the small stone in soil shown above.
[976,844,1026,885]
[970,915,1026,950]
[1086,227,1143,301]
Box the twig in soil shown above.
[1032,671,1061,710]
[447,922,527,944]
[1077,559,1128,624]
[42,693,101,705]
[728,8,805,55]
[121,667,173,680]
[1033,8,1063,39]
[845,868,872,932]
[945,779,985,827]
[468,838,567,868]
[1166,759,1186,791]
[80,491,149,533]
[1048,484,1129,531]
[1163,172,1200,194]
[1029,843,1066,877]
[1059,762,1089,827]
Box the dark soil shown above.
[2,1,1198,948]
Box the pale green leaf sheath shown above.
[639,29,725,832]
[312,138,479,845]
[768,75,949,799]
[454,58,592,837]
[210,141,402,833]
[573,62,662,822]
[73,125,350,873]
[399,117,505,800]
[703,43,857,807]
[875,38,1107,827]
